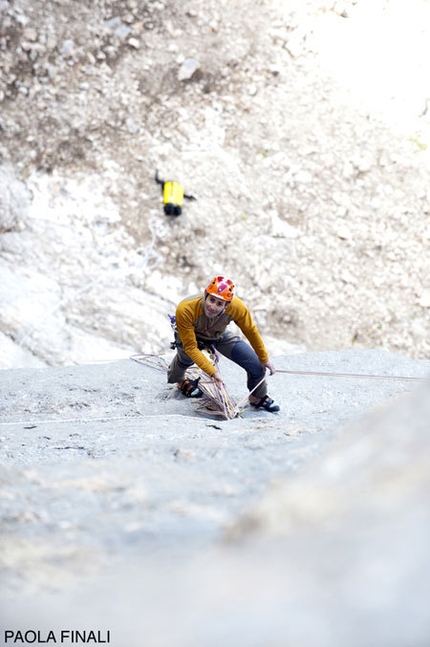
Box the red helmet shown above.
[206,276,235,302]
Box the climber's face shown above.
[204,294,226,318]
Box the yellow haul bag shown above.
[163,181,184,207]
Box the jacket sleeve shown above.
[228,298,269,364]
[175,300,217,377]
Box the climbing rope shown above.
[275,369,428,382]
[131,352,242,419]
[130,353,169,372]
[130,351,428,420]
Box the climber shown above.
[155,170,196,217]
[167,275,280,412]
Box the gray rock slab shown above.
[1,350,429,646]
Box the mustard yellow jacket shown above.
[175,295,269,377]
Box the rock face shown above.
[1,0,430,368]
[0,350,429,646]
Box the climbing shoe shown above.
[180,377,203,398]
[250,395,280,413]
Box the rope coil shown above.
[131,353,242,419]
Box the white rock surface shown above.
[1,0,430,368]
